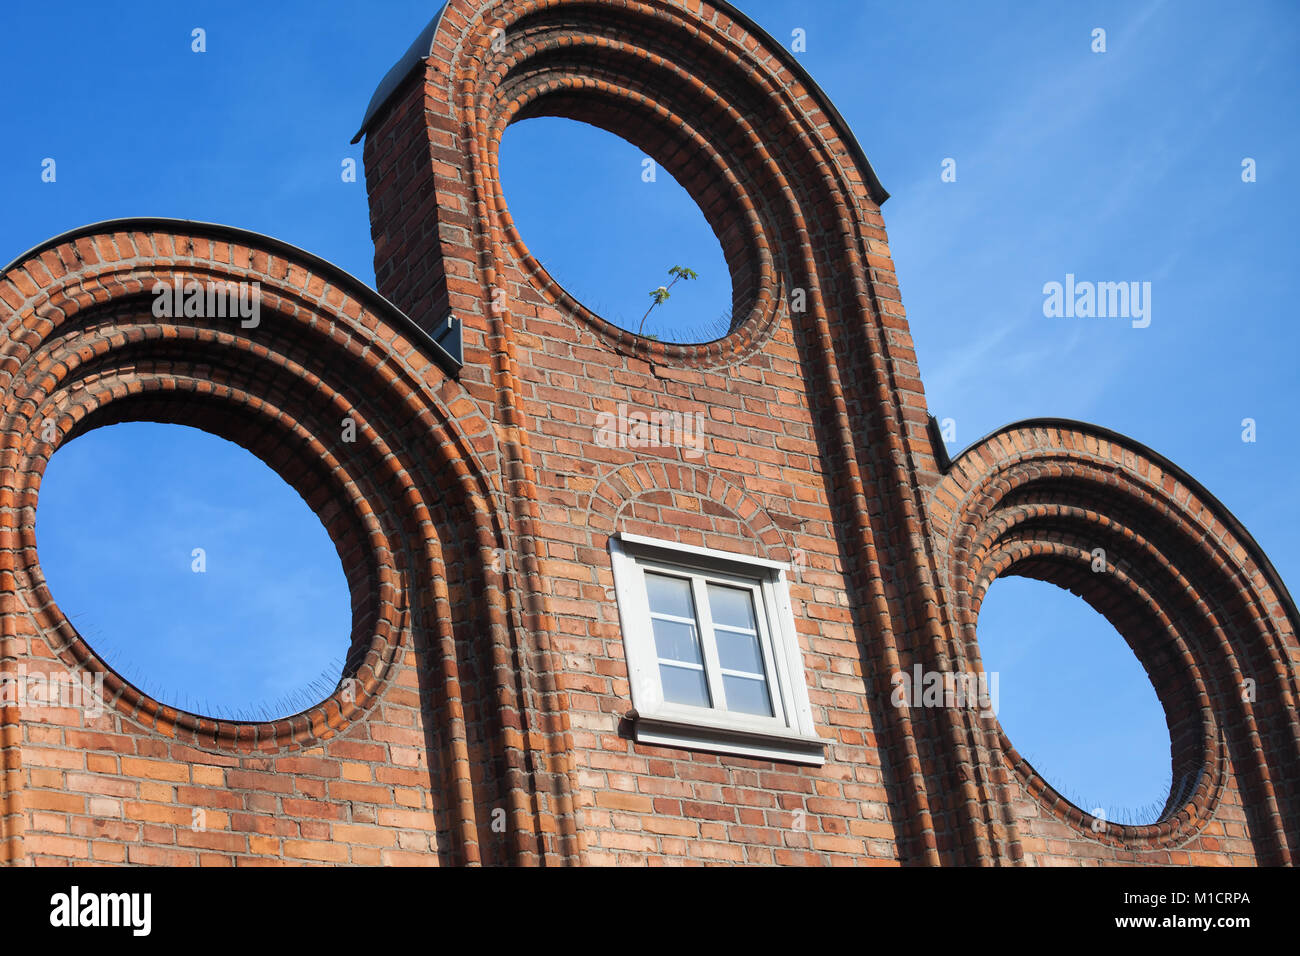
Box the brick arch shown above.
[933,421,1300,864]
[366,0,894,368]
[0,222,556,866]
[484,15,780,361]
[584,461,792,561]
[476,0,887,367]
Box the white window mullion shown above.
[691,574,728,711]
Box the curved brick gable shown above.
[1,0,1295,867]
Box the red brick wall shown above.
[1,0,1296,867]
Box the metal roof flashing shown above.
[1,217,464,378]
[351,6,447,144]
[936,415,1300,635]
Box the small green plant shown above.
[638,265,699,337]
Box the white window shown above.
[609,533,825,765]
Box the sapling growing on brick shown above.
[638,265,699,337]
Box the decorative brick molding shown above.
[0,222,571,865]
[1,0,1295,866]
[931,422,1300,864]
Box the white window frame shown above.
[609,532,826,765]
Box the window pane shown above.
[651,617,703,665]
[661,662,711,707]
[707,582,757,631]
[646,572,695,619]
[723,675,773,717]
[716,628,764,675]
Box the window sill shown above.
[629,709,827,766]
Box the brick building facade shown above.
[1,0,1296,866]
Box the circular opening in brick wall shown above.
[34,422,353,722]
[976,576,1174,825]
[498,117,736,344]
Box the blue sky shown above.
[4,1,1297,825]
[36,425,351,721]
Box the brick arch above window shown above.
[584,460,793,563]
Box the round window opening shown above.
[35,422,353,722]
[498,117,736,344]
[976,575,1175,826]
